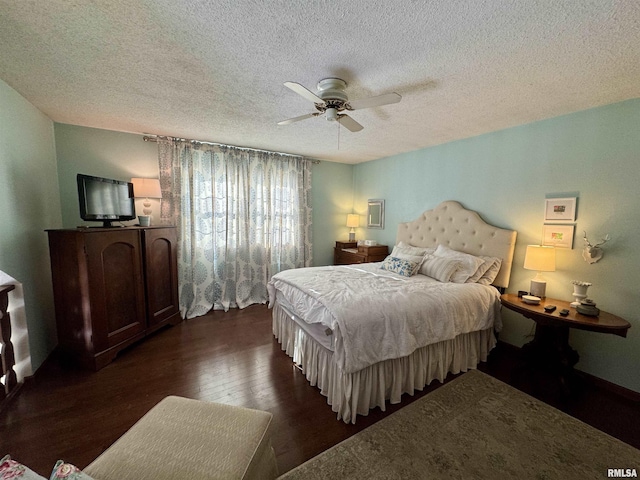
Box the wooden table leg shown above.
[513,324,580,399]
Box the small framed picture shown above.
[544,197,577,222]
[542,224,575,249]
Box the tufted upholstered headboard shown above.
[396,201,518,289]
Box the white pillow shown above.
[396,241,436,257]
[419,254,461,282]
[477,257,502,285]
[466,256,492,283]
[389,246,426,267]
[433,245,486,284]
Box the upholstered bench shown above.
[83,396,278,480]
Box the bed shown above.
[268,201,517,423]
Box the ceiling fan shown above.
[277,78,401,132]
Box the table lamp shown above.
[523,245,556,298]
[131,178,162,223]
[346,214,359,241]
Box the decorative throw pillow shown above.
[434,245,486,284]
[380,256,419,277]
[419,254,461,282]
[0,455,47,480]
[477,256,502,285]
[50,461,95,480]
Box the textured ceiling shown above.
[1,0,639,164]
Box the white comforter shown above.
[268,263,502,374]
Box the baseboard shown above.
[1,348,92,410]
[0,361,40,411]
[27,347,62,380]
[574,370,640,402]
[0,383,23,413]
[496,340,640,403]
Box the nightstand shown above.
[334,241,389,265]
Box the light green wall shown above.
[310,161,355,265]
[0,79,62,370]
[54,124,353,265]
[54,124,160,228]
[353,99,640,393]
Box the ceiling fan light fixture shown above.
[317,78,349,103]
[326,107,338,122]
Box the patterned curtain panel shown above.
[158,138,313,318]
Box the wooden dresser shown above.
[47,226,181,370]
[334,241,389,265]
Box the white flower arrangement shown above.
[571,280,592,286]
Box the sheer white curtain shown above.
[158,138,313,318]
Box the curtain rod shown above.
[143,135,320,164]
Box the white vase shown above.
[571,282,591,308]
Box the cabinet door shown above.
[85,230,146,351]
[48,231,92,355]
[143,227,180,328]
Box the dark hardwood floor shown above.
[1,304,639,477]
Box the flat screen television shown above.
[77,173,135,227]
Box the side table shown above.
[500,293,630,398]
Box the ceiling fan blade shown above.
[283,82,324,104]
[277,112,319,126]
[337,114,364,132]
[348,92,402,110]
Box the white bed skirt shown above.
[272,301,497,424]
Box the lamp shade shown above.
[131,178,162,198]
[346,214,360,228]
[523,245,556,272]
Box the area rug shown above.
[280,370,640,479]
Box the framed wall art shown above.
[542,224,575,249]
[367,199,385,229]
[544,197,577,223]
